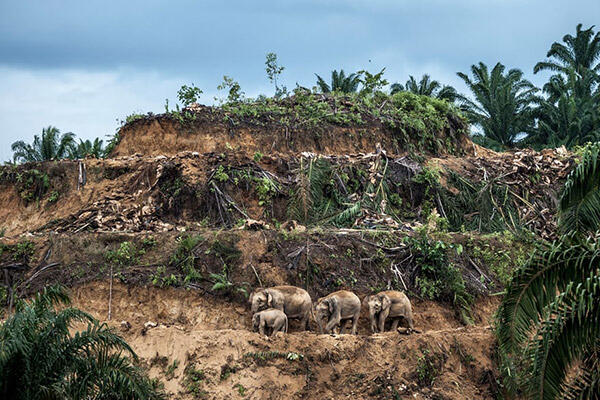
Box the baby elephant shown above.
[314,290,361,334]
[365,290,414,333]
[252,308,288,336]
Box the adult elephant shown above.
[365,290,414,333]
[249,286,312,331]
[314,290,361,334]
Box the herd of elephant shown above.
[249,285,414,336]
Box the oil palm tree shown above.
[534,24,600,80]
[496,142,600,399]
[0,285,164,400]
[315,69,361,93]
[530,25,600,149]
[11,126,76,163]
[526,69,600,148]
[390,74,458,102]
[456,62,540,148]
[71,138,106,159]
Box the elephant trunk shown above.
[369,309,378,333]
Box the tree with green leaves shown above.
[11,126,76,163]
[391,74,458,102]
[528,24,600,149]
[534,23,600,85]
[526,69,600,148]
[315,69,361,93]
[496,142,600,399]
[71,138,106,159]
[177,84,203,106]
[456,62,539,149]
[0,285,164,400]
[265,52,287,97]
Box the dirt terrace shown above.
[71,282,499,400]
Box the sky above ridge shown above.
[1,0,598,161]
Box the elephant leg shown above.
[406,316,414,332]
[259,320,266,336]
[390,318,399,331]
[351,313,360,335]
[378,309,390,333]
[370,314,379,333]
[273,320,284,335]
[301,311,309,331]
[340,319,348,334]
[325,317,340,333]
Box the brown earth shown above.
[2,226,506,399]
[0,147,573,238]
[71,282,499,400]
[111,108,473,159]
[0,119,573,399]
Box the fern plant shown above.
[0,286,163,399]
[496,142,600,399]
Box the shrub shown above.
[405,231,473,321]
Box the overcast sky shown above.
[1,0,598,161]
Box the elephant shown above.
[252,308,288,336]
[249,286,313,331]
[364,290,414,333]
[314,290,361,334]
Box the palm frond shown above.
[559,142,600,236]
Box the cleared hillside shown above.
[0,97,576,399]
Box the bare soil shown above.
[0,121,571,399]
[72,282,500,400]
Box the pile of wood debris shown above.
[438,146,575,239]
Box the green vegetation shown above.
[10,125,109,163]
[1,240,36,263]
[47,190,59,203]
[416,349,442,387]
[177,84,203,106]
[217,76,244,103]
[208,239,247,296]
[105,241,141,267]
[265,52,286,97]
[235,383,247,396]
[527,24,600,148]
[11,126,76,163]
[14,168,50,203]
[183,364,207,399]
[170,234,203,283]
[497,142,600,399]
[218,90,465,155]
[457,62,539,149]
[0,285,163,399]
[468,233,530,287]
[243,351,304,364]
[164,359,179,380]
[391,74,458,102]
[150,266,178,287]
[405,231,473,322]
[71,138,106,158]
[439,171,522,234]
[315,69,361,93]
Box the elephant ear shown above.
[379,294,391,310]
[328,297,338,314]
[266,291,273,307]
[362,295,372,307]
